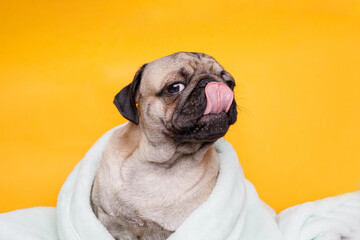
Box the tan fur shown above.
[91,52,234,240]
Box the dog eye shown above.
[166,83,185,94]
[226,81,235,90]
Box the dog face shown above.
[114,52,237,143]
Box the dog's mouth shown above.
[191,112,231,140]
[169,82,237,142]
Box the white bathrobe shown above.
[1,124,359,240]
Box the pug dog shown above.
[91,52,237,240]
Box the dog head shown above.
[114,52,237,143]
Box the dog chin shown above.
[170,112,231,143]
[192,113,231,141]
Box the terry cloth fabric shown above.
[0,123,359,240]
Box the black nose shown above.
[197,78,217,88]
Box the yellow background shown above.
[1,0,359,213]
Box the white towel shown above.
[0,124,359,240]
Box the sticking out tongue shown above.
[204,82,234,115]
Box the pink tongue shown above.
[204,82,234,115]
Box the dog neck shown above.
[133,122,214,167]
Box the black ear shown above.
[113,64,147,124]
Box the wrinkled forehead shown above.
[139,52,224,93]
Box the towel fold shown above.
[277,192,360,240]
[0,124,359,240]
